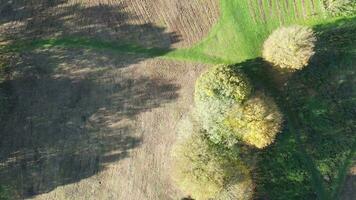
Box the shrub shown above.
[224,92,283,149]
[194,65,252,145]
[195,65,252,103]
[262,25,316,70]
[323,0,356,16]
[194,97,236,145]
[172,128,253,200]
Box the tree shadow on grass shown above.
[286,17,356,199]
[238,17,356,200]
[237,58,317,200]
[0,1,181,199]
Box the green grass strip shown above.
[1,37,168,56]
[0,37,227,64]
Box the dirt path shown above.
[0,0,218,199]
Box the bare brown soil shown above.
[0,0,219,199]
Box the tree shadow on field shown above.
[0,49,180,199]
[0,0,180,49]
[0,0,67,25]
[0,0,181,199]
[239,17,356,200]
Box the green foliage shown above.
[225,92,283,149]
[194,65,282,148]
[263,25,317,70]
[194,97,236,145]
[323,0,356,16]
[194,65,253,146]
[195,65,252,103]
[172,123,253,200]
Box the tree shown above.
[172,125,253,200]
[263,25,316,70]
[225,92,283,149]
[194,65,253,145]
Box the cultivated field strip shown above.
[0,0,219,48]
[66,0,219,48]
[247,0,324,25]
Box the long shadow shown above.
[0,1,228,65]
[0,0,180,46]
[0,0,180,57]
[0,0,67,25]
[237,17,356,200]
[339,174,356,200]
[0,1,180,199]
[289,17,356,200]
[238,58,320,200]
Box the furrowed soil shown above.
[0,0,219,199]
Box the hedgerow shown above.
[172,20,335,199]
[194,65,282,148]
